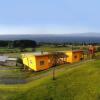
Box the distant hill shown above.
[0,33,100,43]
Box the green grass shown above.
[0,47,20,53]
[35,45,89,52]
[36,46,72,52]
[0,67,35,81]
[36,46,81,52]
[0,60,100,100]
[0,46,71,57]
[0,45,87,57]
[0,47,99,100]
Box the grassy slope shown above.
[0,60,100,100]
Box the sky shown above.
[0,0,100,35]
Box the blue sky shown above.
[0,0,100,35]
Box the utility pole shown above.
[53,65,56,80]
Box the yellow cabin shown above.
[21,52,53,71]
[21,50,84,71]
[65,50,84,63]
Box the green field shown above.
[0,45,85,59]
[0,59,100,100]
[0,45,81,55]
[0,46,100,100]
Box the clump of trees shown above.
[0,40,37,47]
[0,40,10,47]
[0,40,37,52]
[97,46,100,52]
[13,40,37,52]
[38,42,100,47]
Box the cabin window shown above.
[74,55,77,59]
[30,60,32,64]
[40,61,45,65]
[80,58,83,60]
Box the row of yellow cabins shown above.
[21,50,84,71]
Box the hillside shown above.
[0,59,100,100]
[0,34,100,43]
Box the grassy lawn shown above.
[35,45,85,52]
[0,46,71,58]
[36,46,71,52]
[0,45,90,59]
[0,46,99,100]
[0,60,100,100]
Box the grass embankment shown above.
[0,60,100,100]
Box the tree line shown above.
[38,42,100,47]
[0,40,37,49]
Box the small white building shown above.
[0,56,17,66]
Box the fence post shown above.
[53,66,56,80]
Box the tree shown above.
[0,40,9,47]
[13,40,37,52]
[8,41,14,49]
[97,46,100,52]
[50,52,67,80]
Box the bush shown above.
[16,58,24,68]
[97,47,100,52]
